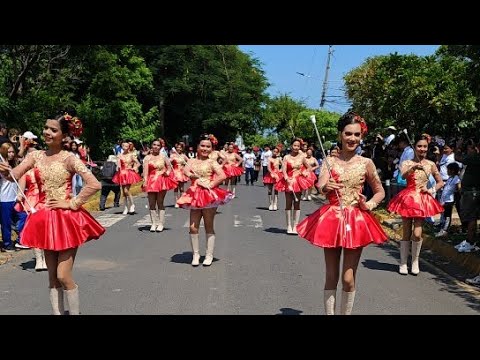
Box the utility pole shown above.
[320,45,333,109]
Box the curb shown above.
[374,212,480,276]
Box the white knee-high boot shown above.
[340,290,356,315]
[34,248,47,271]
[273,194,278,211]
[174,192,180,208]
[149,210,157,232]
[324,289,336,315]
[203,234,215,266]
[268,193,274,210]
[128,195,135,214]
[399,241,410,275]
[122,197,129,215]
[64,285,80,315]
[157,209,165,232]
[49,287,65,315]
[293,210,301,234]
[411,240,423,275]
[285,210,293,234]
[190,234,200,266]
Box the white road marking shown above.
[96,214,126,228]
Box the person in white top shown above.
[260,146,272,180]
[393,136,414,184]
[435,162,461,238]
[243,148,256,185]
[0,143,18,252]
[376,126,397,148]
[438,142,457,181]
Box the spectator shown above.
[0,123,9,146]
[99,155,121,211]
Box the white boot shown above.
[64,285,80,315]
[340,290,356,315]
[122,198,129,215]
[285,210,293,234]
[399,241,409,275]
[411,240,423,275]
[128,196,135,214]
[232,186,236,198]
[40,250,47,271]
[324,289,336,315]
[149,210,157,232]
[203,234,215,266]
[268,193,274,211]
[293,210,301,234]
[174,192,180,208]
[34,248,44,271]
[190,234,200,266]
[273,194,278,211]
[156,209,165,232]
[49,287,65,315]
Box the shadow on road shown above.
[264,227,286,234]
[19,259,35,271]
[275,307,303,315]
[256,207,270,211]
[362,259,398,273]
[170,252,219,265]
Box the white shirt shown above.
[243,153,255,168]
[440,175,460,205]
[261,150,272,166]
[384,134,395,146]
[393,146,414,178]
[0,175,17,202]
[439,153,455,181]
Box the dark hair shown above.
[413,134,430,146]
[337,111,366,133]
[199,133,211,142]
[447,162,460,174]
[290,137,302,146]
[52,114,71,135]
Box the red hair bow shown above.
[353,114,368,135]
[64,113,84,138]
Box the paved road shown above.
[0,181,479,315]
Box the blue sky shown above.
[239,45,439,114]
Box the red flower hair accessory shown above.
[208,134,218,147]
[64,113,84,138]
[353,114,368,135]
[421,133,432,144]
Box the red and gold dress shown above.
[263,157,283,184]
[275,154,315,192]
[176,159,233,209]
[143,154,178,192]
[11,150,105,251]
[112,153,141,185]
[170,153,189,183]
[387,159,443,218]
[14,168,43,213]
[297,155,388,249]
[222,152,244,178]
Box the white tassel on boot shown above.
[293,210,301,234]
[49,287,65,315]
[203,234,215,266]
[273,194,278,211]
[399,241,409,275]
[149,210,157,232]
[268,193,274,211]
[340,290,356,315]
[285,210,293,234]
[190,234,200,266]
[156,209,165,232]
[411,239,423,275]
[64,285,80,315]
[324,289,336,315]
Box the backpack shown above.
[100,161,117,180]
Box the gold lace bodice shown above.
[12,150,101,206]
[400,159,439,191]
[319,155,384,207]
[188,159,223,180]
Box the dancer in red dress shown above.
[296,112,387,315]
[275,138,315,234]
[177,134,233,266]
[0,113,105,315]
[170,142,189,208]
[387,133,444,275]
[263,147,283,211]
[222,143,244,198]
[143,139,178,232]
[302,148,320,201]
[112,141,141,214]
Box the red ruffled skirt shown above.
[177,185,233,209]
[297,205,388,249]
[275,172,316,192]
[263,170,283,184]
[21,208,105,251]
[172,168,189,183]
[388,188,443,218]
[145,173,178,192]
[112,169,142,185]
[223,164,244,178]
